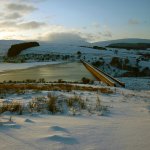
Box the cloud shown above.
[0,12,4,17]
[37,23,113,43]
[0,21,113,42]
[0,0,47,5]
[6,3,37,13]
[128,19,140,25]
[0,21,46,31]
[18,21,46,30]
[0,21,16,28]
[19,0,47,3]
[40,30,112,43]
[40,32,87,44]
[103,31,112,37]
[4,12,22,20]
[0,2,38,22]
[92,22,101,29]
[78,29,112,42]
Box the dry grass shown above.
[0,83,113,94]
[28,96,47,113]
[0,93,109,116]
[66,95,86,116]
[0,101,23,115]
[67,95,86,110]
[47,93,58,114]
[95,97,108,113]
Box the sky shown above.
[0,0,150,43]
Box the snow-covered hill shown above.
[91,38,150,47]
[20,43,101,55]
[0,39,148,58]
[1,38,150,56]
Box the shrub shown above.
[10,101,23,114]
[28,96,47,112]
[77,51,81,55]
[47,93,58,114]
[93,46,106,50]
[95,97,108,113]
[95,96,101,111]
[58,79,64,83]
[92,61,104,67]
[67,96,86,110]
[0,101,23,115]
[0,103,9,114]
[82,77,91,84]
[38,78,46,83]
[110,57,121,67]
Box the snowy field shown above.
[0,87,150,150]
[118,77,150,90]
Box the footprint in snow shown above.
[1,122,21,129]
[39,126,78,144]
[24,118,34,123]
[39,133,78,144]
[50,125,69,133]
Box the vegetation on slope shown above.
[80,45,106,50]
[7,42,40,57]
[107,43,150,50]
[92,46,107,50]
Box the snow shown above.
[139,61,150,69]
[0,61,63,73]
[118,77,150,90]
[0,87,150,150]
[20,43,101,55]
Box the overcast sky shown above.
[0,0,150,42]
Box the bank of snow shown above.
[0,87,150,150]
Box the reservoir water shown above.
[0,62,95,82]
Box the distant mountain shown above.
[20,43,101,55]
[0,38,88,56]
[1,38,150,56]
[107,43,150,50]
[91,38,150,47]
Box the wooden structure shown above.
[81,59,125,87]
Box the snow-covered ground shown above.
[20,43,101,55]
[139,61,150,68]
[0,87,150,150]
[0,61,63,73]
[118,77,150,90]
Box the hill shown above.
[7,42,40,57]
[107,43,150,50]
[0,40,23,56]
[91,38,150,47]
